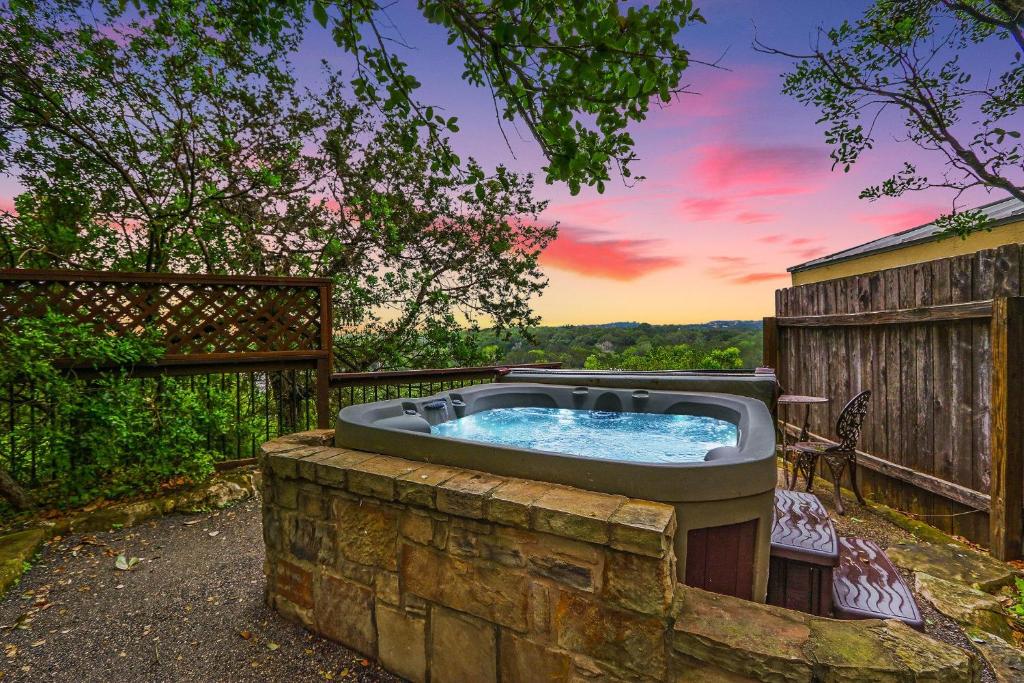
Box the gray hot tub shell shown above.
[336,380,779,600]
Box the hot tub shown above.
[336,382,778,601]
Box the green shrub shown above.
[0,313,233,508]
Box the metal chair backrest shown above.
[835,390,871,452]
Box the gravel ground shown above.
[0,472,1004,682]
[0,495,399,683]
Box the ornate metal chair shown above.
[790,390,871,514]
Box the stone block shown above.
[297,482,326,519]
[314,572,377,657]
[396,464,461,508]
[287,514,320,562]
[276,478,300,510]
[529,554,596,592]
[553,591,666,678]
[430,606,497,683]
[399,510,435,545]
[671,585,813,681]
[602,550,673,616]
[669,653,760,682]
[347,455,422,501]
[262,507,282,552]
[487,479,553,529]
[315,449,376,487]
[332,497,399,570]
[609,499,676,558]
[499,631,571,683]
[286,429,336,446]
[272,558,313,609]
[532,487,625,546]
[295,448,337,481]
[377,604,427,683]
[267,449,314,479]
[886,542,1017,592]
[915,572,1014,641]
[436,471,505,519]
[528,582,553,638]
[375,571,401,605]
[400,542,529,630]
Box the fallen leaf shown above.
[239,630,252,640]
[4,644,16,659]
[183,520,201,526]
[208,531,219,537]
[30,640,45,648]
[114,555,140,571]
[266,642,280,651]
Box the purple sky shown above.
[2,1,1009,324]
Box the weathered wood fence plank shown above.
[768,247,1024,554]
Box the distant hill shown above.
[479,321,763,369]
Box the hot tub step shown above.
[831,536,924,631]
[767,489,837,615]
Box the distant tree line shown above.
[477,322,763,370]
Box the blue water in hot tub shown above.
[430,407,737,463]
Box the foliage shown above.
[0,313,241,508]
[583,344,744,371]
[241,0,702,193]
[0,0,555,371]
[479,321,763,369]
[757,0,1024,236]
[1009,576,1024,622]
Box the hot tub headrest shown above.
[704,445,742,462]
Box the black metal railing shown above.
[329,362,562,410]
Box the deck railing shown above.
[329,362,562,408]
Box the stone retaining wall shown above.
[260,431,978,682]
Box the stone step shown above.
[832,536,924,631]
[767,489,838,616]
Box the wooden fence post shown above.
[762,316,779,371]
[316,282,333,429]
[990,296,1024,560]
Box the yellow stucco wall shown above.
[791,218,1024,286]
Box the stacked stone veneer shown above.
[260,431,977,683]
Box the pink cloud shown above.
[545,194,668,227]
[688,143,828,198]
[0,197,14,214]
[854,206,940,235]
[541,226,683,281]
[678,197,734,221]
[651,68,766,123]
[734,210,777,224]
[706,254,788,285]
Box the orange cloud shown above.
[541,226,683,281]
[706,255,787,285]
[733,272,790,283]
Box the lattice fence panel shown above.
[0,273,326,358]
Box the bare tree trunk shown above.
[0,466,32,510]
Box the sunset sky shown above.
[304,0,994,326]
[1,1,1005,326]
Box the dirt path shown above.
[0,496,399,682]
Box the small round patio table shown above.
[777,394,829,489]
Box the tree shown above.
[117,0,703,195]
[756,0,1024,236]
[0,0,555,370]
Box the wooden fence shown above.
[0,269,334,427]
[763,243,1024,558]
